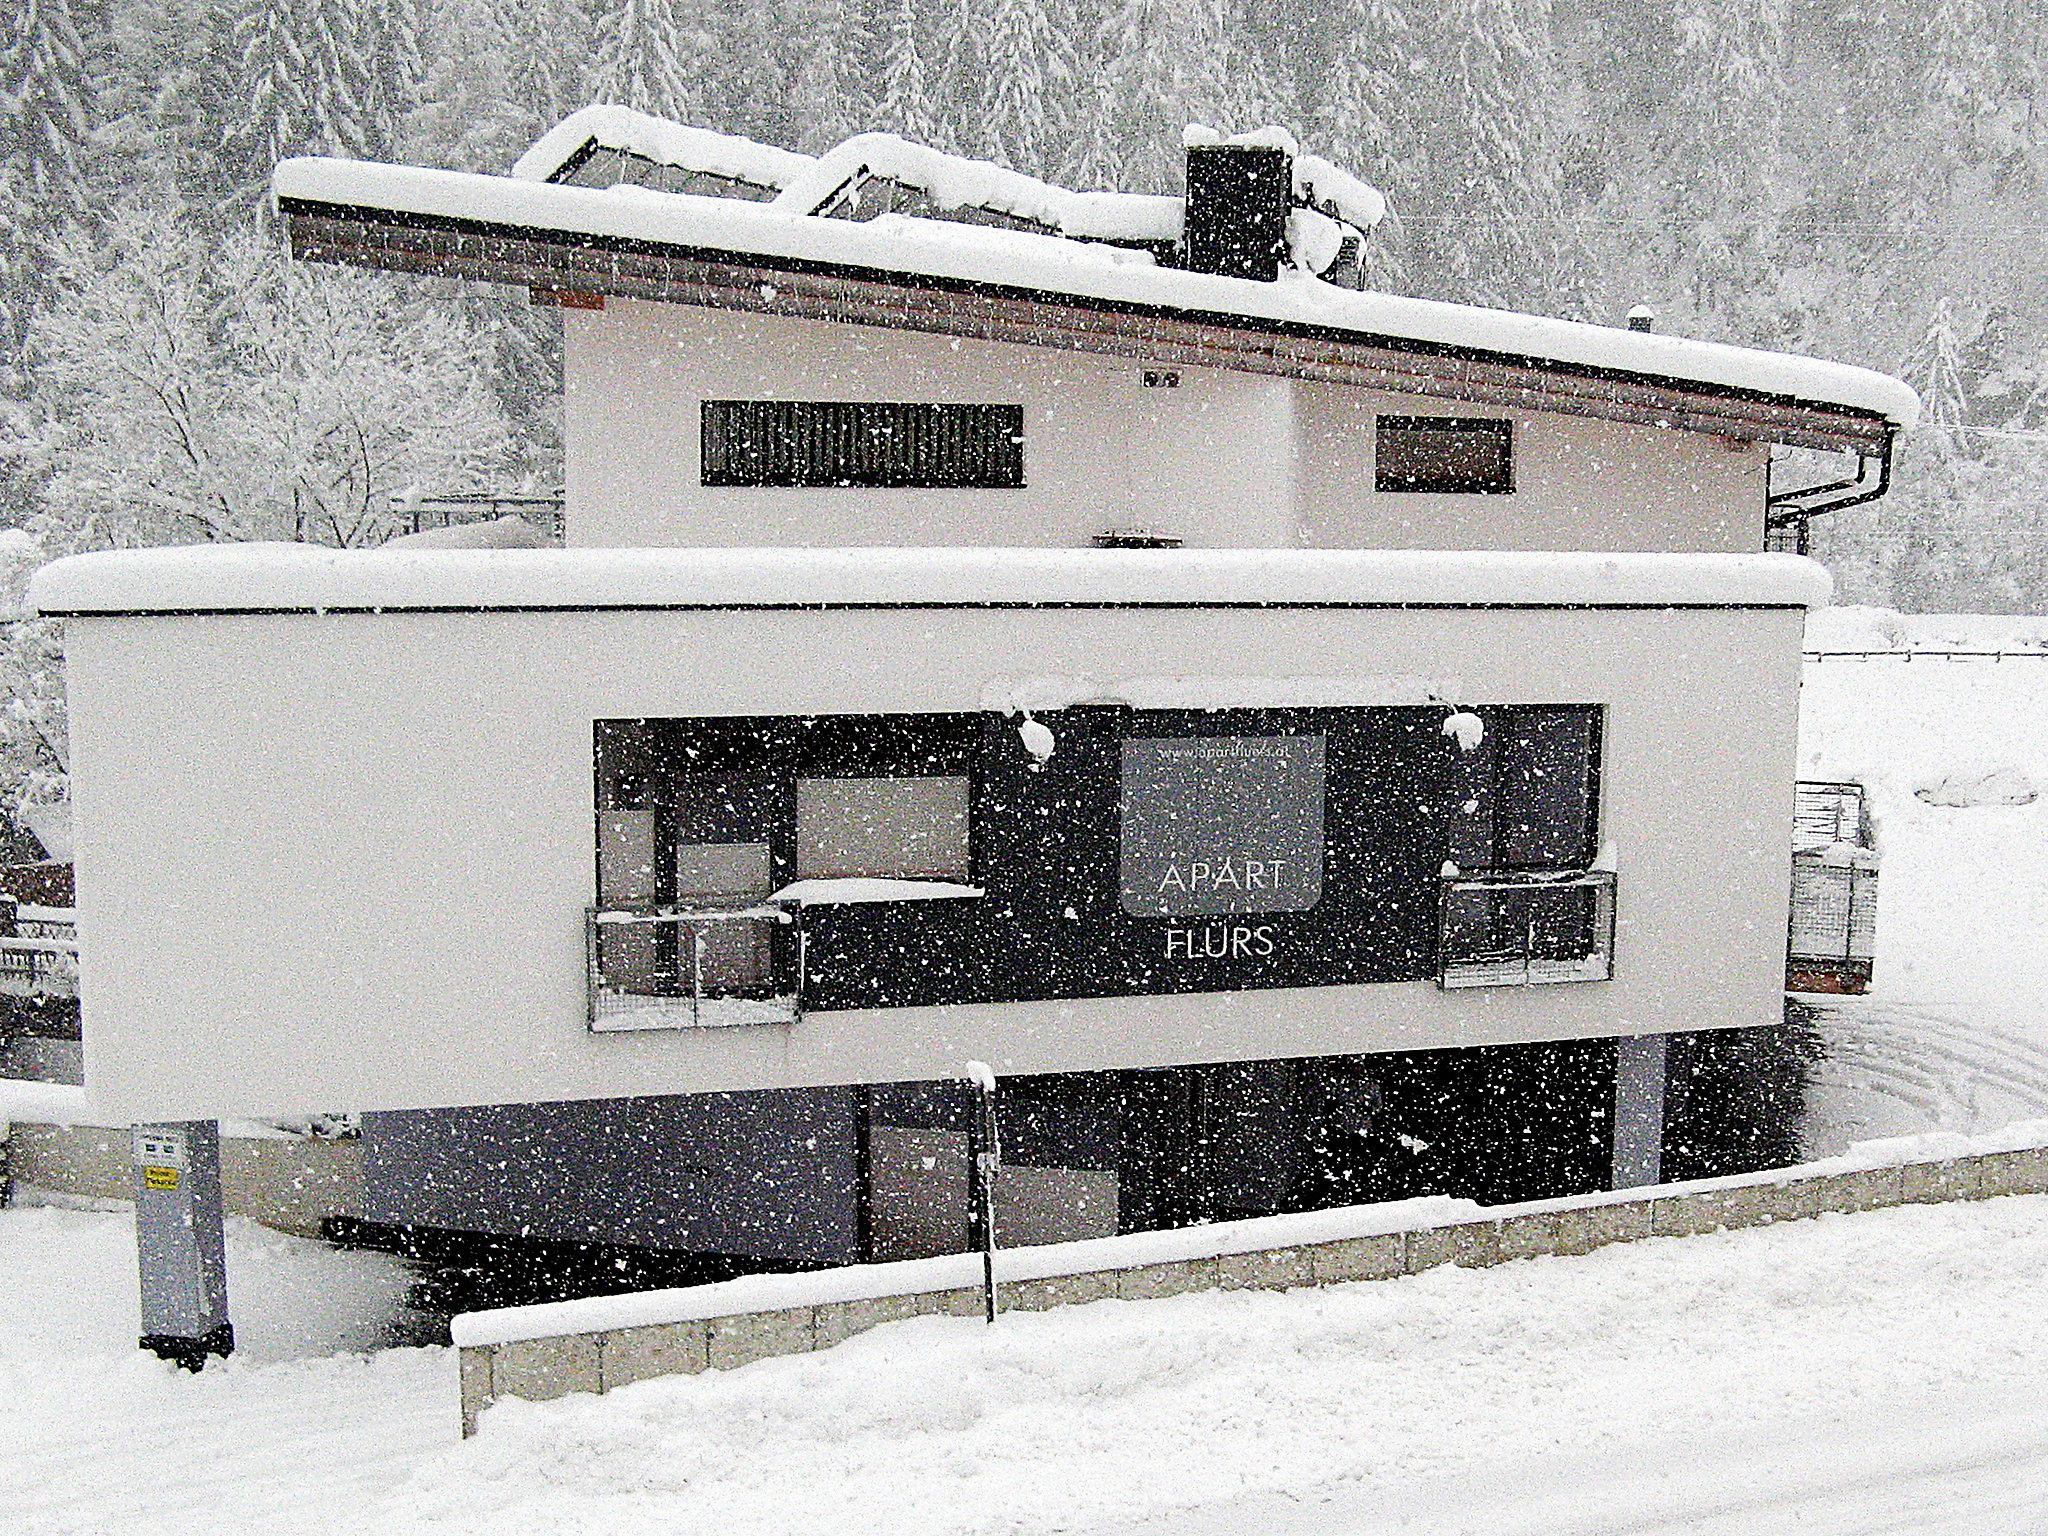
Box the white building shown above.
[38,109,1917,1289]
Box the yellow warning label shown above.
[142,1166,181,1191]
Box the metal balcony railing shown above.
[385,493,565,542]
[0,907,78,999]
[585,900,803,1031]
[1438,870,1616,990]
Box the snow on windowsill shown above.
[769,878,985,906]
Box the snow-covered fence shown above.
[451,1131,2048,1437]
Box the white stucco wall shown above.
[564,302,1297,548]
[561,302,1767,554]
[1292,383,1768,553]
[64,601,1804,1121]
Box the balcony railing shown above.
[385,493,565,542]
[0,906,79,999]
[585,900,803,1031]
[1438,870,1616,990]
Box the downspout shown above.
[1764,428,1895,554]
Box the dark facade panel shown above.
[594,703,1602,1015]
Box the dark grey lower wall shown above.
[361,1089,863,1267]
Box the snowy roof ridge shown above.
[772,131,1182,245]
[272,154,1919,431]
[511,103,817,190]
[31,545,1835,617]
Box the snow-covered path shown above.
[1,1201,448,1536]
[405,1194,2048,1536]
[13,1191,2046,1535]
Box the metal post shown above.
[964,1067,1000,1323]
[133,1121,234,1369]
[1611,1035,1669,1190]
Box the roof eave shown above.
[278,195,1896,455]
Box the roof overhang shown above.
[276,181,1899,457]
[32,545,1834,619]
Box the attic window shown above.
[702,401,1025,489]
[1375,416,1514,495]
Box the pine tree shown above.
[788,0,872,153]
[1098,0,1230,190]
[978,0,1074,173]
[877,0,940,143]
[711,0,795,145]
[0,0,96,352]
[591,0,709,121]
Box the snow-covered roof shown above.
[273,145,1917,438]
[512,104,817,193]
[31,545,1833,617]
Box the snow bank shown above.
[511,104,815,190]
[32,544,1834,617]
[271,155,1919,427]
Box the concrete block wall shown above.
[455,1142,2048,1436]
[3,1122,364,1238]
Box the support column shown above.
[1611,1035,1669,1190]
[133,1122,234,1369]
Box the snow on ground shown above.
[0,1195,447,1536]
[1799,607,2048,1151]
[8,1192,2048,1534]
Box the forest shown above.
[0,0,2043,803]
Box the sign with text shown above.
[1119,735,1327,916]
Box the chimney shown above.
[1626,305,1657,332]
[1183,143,1292,283]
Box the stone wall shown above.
[455,1144,2048,1437]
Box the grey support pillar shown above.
[132,1122,234,1369]
[1611,1035,1669,1190]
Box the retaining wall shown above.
[453,1139,2048,1437]
[1,1120,364,1238]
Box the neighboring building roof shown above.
[31,544,1834,618]
[271,112,1918,452]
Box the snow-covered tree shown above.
[977,0,1075,173]
[877,0,941,144]
[788,0,872,153]
[1098,0,1230,190]
[13,202,518,549]
[591,0,710,122]
[0,0,96,350]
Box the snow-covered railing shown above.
[1437,870,1615,990]
[449,1126,2048,1436]
[0,907,78,1000]
[585,901,801,1032]
[1804,647,2048,663]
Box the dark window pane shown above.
[1492,709,1599,869]
[1375,416,1514,495]
[702,401,1026,488]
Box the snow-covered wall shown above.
[561,301,1766,553]
[61,594,1804,1119]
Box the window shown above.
[702,401,1025,489]
[1375,416,1514,495]
[796,776,972,881]
[1447,708,1601,874]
